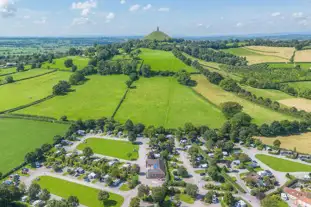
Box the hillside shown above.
[144,27,171,41]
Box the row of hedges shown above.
[0,95,55,114]
[111,88,129,118]
[0,114,72,125]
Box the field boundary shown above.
[0,114,72,125]
[111,88,130,118]
[0,95,56,114]
[0,71,17,77]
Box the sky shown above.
[1,0,311,37]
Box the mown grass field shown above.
[295,50,311,62]
[2,69,51,82]
[115,77,226,128]
[0,118,68,173]
[245,46,294,60]
[192,75,297,125]
[268,62,311,70]
[42,56,90,70]
[222,47,288,64]
[138,48,196,72]
[0,67,17,76]
[240,85,292,101]
[257,132,311,154]
[288,81,311,91]
[255,154,311,172]
[77,138,139,160]
[0,72,71,112]
[37,176,124,207]
[279,98,311,112]
[17,75,128,120]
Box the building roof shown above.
[146,159,165,173]
[284,187,311,204]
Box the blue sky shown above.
[0,0,311,36]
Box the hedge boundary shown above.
[111,88,130,118]
[0,114,72,125]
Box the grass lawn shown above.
[288,81,311,91]
[255,154,311,172]
[268,62,311,70]
[0,71,71,112]
[16,75,128,120]
[37,176,124,207]
[42,56,90,71]
[180,194,195,204]
[0,118,68,173]
[192,75,297,125]
[256,132,311,154]
[77,138,139,160]
[138,48,196,72]
[119,183,131,191]
[278,200,289,207]
[115,76,226,128]
[240,85,292,101]
[7,69,52,81]
[0,67,17,76]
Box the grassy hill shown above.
[144,28,171,41]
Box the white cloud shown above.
[158,7,170,12]
[271,12,281,17]
[72,17,92,25]
[72,0,97,17]
[143,4,152,11]
[129,4,140,12]
[197,23,203,27]
[236,22,243,27]
[298,19,308,26]
[33,17,47,24]
[0,0,17,18]
[292,12,304,18]
[105,12,115,23]
[120,0,126,4]
[23,15,30,19]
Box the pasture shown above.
[77,138,139,160]
[0,72,71,112]
[240,85,292,101]
[279,98,311,112]
[0,67,17,76]
[295,50,311,62]
[222,47,288,64]
[257,132,311,154]
[138,48,196,72]
[115,77,226,128]
[17,75,128,120]
[255,154,311,172]
[288,81,311,91]
[268,62,311,70]
[37,176,124,207]
[42,56,90,71]
[2,69,52,82]
[192,75,297,125]
[0,118,68,173]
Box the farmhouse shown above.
[146,159,166,179]
[284,187,311,207]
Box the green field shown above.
[222,47,263,56]
[0,67,17,76]
[255,154,311,172]
[115,77,226,128]
[180,194,195,204]
[37,176,124,207]
[192,75,298,125]
[138,48,196,72]
[288,81,311,91]
[268,62,311,70]
[0,118,68,173]
[0,72,71,112]
[42,56,89,71]
[2,69,52,82]
[240,85,292,101]
[17,75,128,120]
[77,138,139,160]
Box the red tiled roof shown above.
[284,187,311,204]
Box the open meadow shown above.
[0,118,68,173]
[77,138,139,160]
[17,75,128,120]
[37,176,124,207]
[192,75,297,125]
[279,98,311,112]
[257,132,311,154]
[115,76,226,128]
[245,46,294,60]
[0,72,71,112]
[295,49,311,62]
[255,154,311,172]
[240,85,292,101]
[0,67,17,76]
[222,47,289,64]
[42,56,90,71]
[1,69,53,83]
[268,62,311,70]
[138,48,196,72]
[288,81,311,91]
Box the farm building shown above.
[146,159,166,179]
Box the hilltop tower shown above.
[157,26,159,32]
